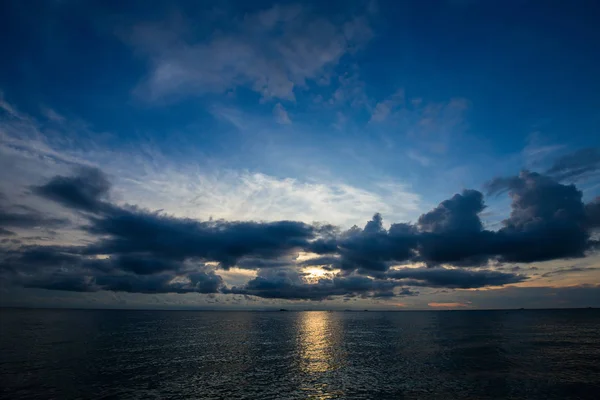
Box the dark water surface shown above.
[1,309,599,399]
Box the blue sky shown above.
[0,0,599,309]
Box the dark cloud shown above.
[235,257,297,269]
[113,255,183,275]
[31,167,322,268]
[418,190,484,233]
[586,197,600,229]
[1,245,82,273]
[0,207,69,229]
[386,267,526,289]
[334,214,417,273]
[95,271,223,294]
[85,208,317,268]
[32,166,112,213]
[226,268,405,300]
[492,171,589,262]
[21,270,224,294]
[3,245,224,294]
[0,228,16,236]
[417,190,492,266]
[546,148,600,181]
[1,166,598,300]
[327,172,596,272]
[22,273,97,293]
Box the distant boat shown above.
[279,308,289,312]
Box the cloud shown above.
[28,167,327,269]
[32,166,112,213]
[1,243,224,294]
[320,171,598,271]
[366,96,470,155]
[129,4,373,101]
[0,97,422,231]
[0,91,28,120]
[0,204,69,230]
[332,213,418,273]
[1,167,598,300]
[541,265,600,278]
[586,197,600,229]
[386,267,526,289]
[404,97,470,154]
[226,268,412,300]
[369,89,404,123]
[407,150,431,167]
[326,69,370,108]
[490,171,590,262]
[273,103,291,125]
[546,148,600,181]
[21,270,224,295]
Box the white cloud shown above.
[40,107,66,122]
[522,131,565,168]
[370,88,404,122]
[128,4,373,101]
[327,69,369,108]
[208,105,247,130]
[0,99,421,230]
[407,150,431,167]
[119,166,420,228]
[273,103,291,124]
[0,91,28,121]
[332,111,347,130]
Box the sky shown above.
[0,0,599,310]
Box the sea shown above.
[1,308,599,399]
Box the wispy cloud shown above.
[541,265,600,278]
[273,103,291,125]
[0,97,421,229]
[0,92,29,121]
[407,150,431,167]
[128,4,374,102]
[369,88,404,123]
[522,131,565,168]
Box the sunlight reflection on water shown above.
[297,312,345,398]
[1,309,599,399]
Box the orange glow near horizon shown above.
[428,302,468,308]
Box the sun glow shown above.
[303,267,330,283]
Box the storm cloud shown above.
[1,166,598,299]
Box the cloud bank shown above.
[2,164,598,301]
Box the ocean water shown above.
[1,309,599,399]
